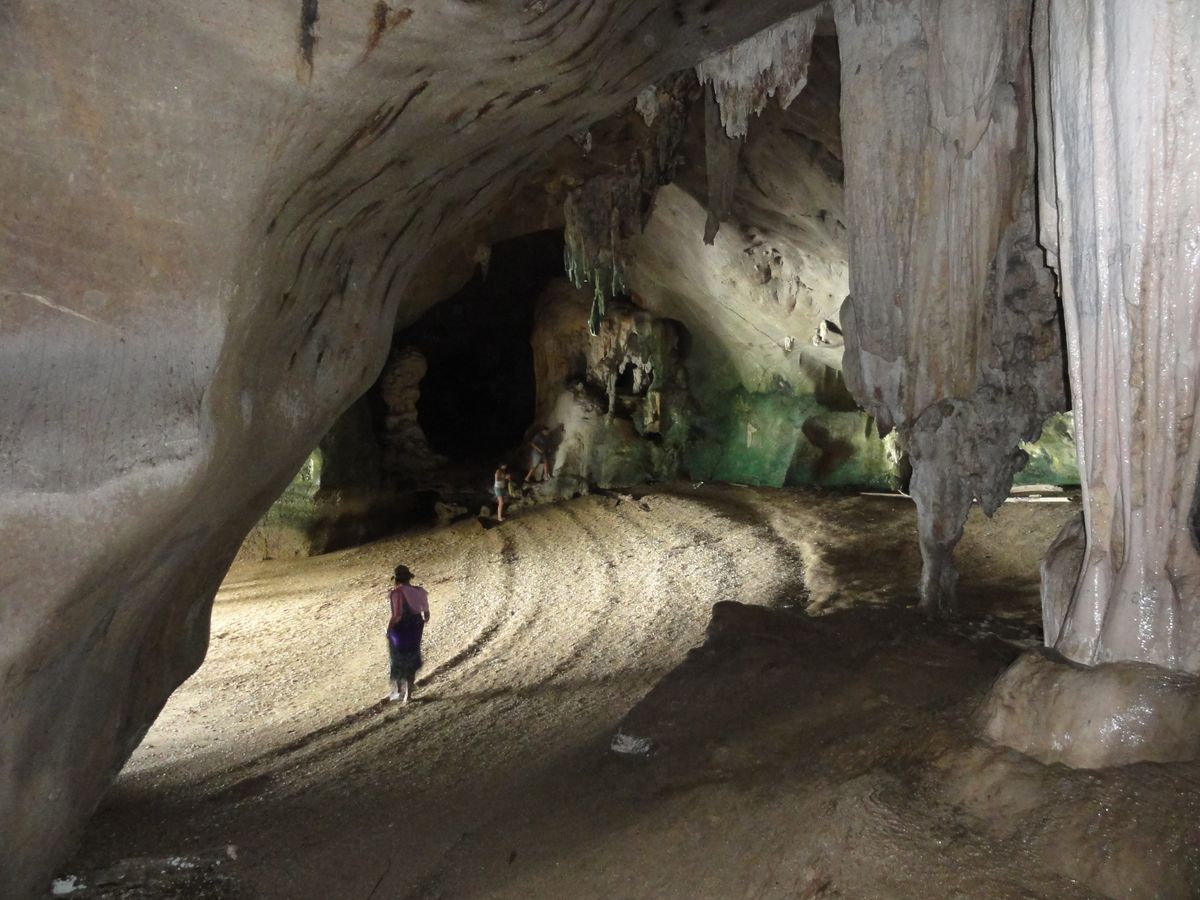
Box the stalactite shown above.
[702,84,743,245]
[563,75,693,335]
[695,6,823,140]
[693,8,822,243]
[835,0,1066,615]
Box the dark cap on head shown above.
[393,564,414,583]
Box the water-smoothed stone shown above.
[981,650,1200,767]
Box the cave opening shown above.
[403,230,565,464]
[616,360,653,398]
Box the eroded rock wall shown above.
[236,397,388,559]
[0,1,826,893]
[834,0,1066,614]
[532,280,691,491]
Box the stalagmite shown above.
[834,0,1066,615]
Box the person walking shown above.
[386,564,430,704]
[493,463,512,521]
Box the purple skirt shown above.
[388,616,424,653]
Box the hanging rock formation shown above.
[834,0,1066,615]
[695,7,824,140]
[695,5,824,242]
[623,51,886,489]
[0,2,826,895]
[531,280,691,491]
[562,75,694,335]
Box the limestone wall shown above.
[0,2,827,894]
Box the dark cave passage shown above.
[404,230,565,463]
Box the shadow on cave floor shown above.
[60,485,1127,900]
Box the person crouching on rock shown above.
[524,425,552,483]
[387,564,430,704]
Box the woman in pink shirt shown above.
[386,564,430,704]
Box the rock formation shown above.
[695,5,824,242]
[1032,0,1200,675]
[0,2,826,895]
[377,349,447,483]
[982,0,1200,767]
[236,397,386,559]
[834,0,1067,615]
[2,0,1195,892]
[531,281,691,491]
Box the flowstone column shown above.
[1037,0,1200,674]
[835,0,1065,615]
[982,0,1200,767]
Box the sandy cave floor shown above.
[59,485,1200,899]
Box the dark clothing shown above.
[387,587,426,652]
[530,433,548,462]
[387,584,427,684]
[389,645,423,682]
[387,614,424,652]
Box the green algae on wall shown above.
[787,411,902,489]
[685,389,805,486]
[1015,412,1079,486]
[239,399,391,559]
[683,387,902,490]
[682,371,1078,491]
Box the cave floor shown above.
[61,486,1200,898]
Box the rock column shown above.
[1035,0,1200,673]
[834,0,1065,614]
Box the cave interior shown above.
[3,1,1200,897]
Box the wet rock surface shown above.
[981,649,1200,768]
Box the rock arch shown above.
[0,1,822,894]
